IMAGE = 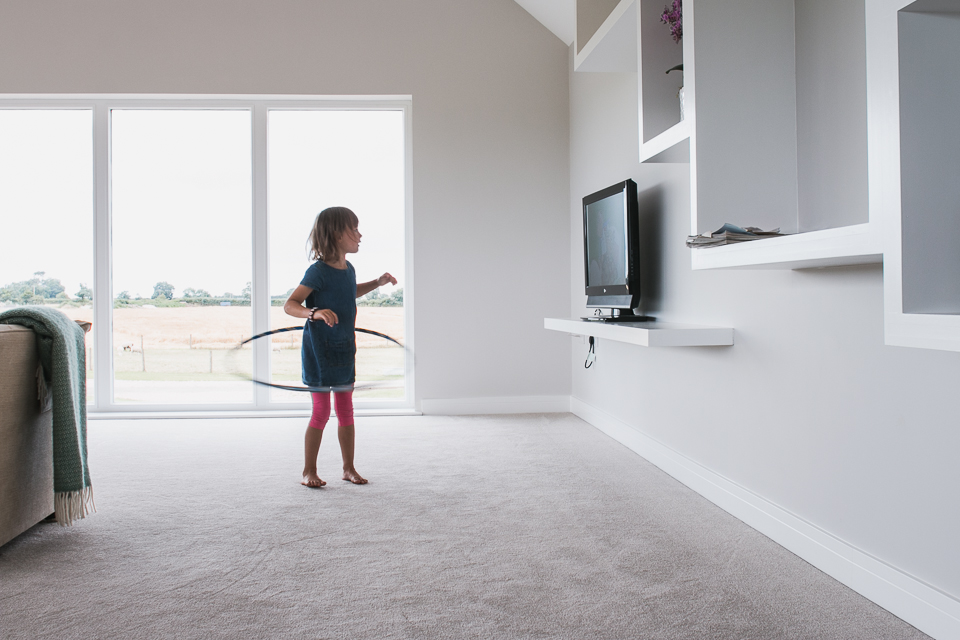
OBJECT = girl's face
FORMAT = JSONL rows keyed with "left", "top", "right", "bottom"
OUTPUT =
{"left": 338, "top": 225, "right": 361, "bottom": 255}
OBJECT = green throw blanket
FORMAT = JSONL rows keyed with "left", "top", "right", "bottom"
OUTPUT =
{"left": 0, "top": 306, "right": 94, "bottom": 526}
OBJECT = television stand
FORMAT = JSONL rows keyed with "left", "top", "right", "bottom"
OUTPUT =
{"left": 581, "top": 311, "right": 654, "bottom": 323}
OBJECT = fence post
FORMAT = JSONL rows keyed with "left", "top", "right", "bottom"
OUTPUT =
{"left": 140, "top": 335, "right": 145, "bottom": 372}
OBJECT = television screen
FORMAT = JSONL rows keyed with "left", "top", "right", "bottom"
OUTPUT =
{"left": 582, "top": 179, "right": 642, "bottom": 320}
{"left": 585, "top": 193, "right": 628, "bottom": 288}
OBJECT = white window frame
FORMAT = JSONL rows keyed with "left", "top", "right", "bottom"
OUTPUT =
{"left": 0, "top": 95, "right": 415, "bottom": 417}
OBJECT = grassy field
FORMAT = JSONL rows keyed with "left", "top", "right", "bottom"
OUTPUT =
{"left": 58, "top": 305, "right": 403, "bottom": 349}
{"left": 47, "top": 305, "right": 406, "bottom": 400}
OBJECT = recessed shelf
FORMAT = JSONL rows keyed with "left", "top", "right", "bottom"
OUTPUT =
{"left": 685, "top": 0, "right": 875, "bottom": 269}
{"left": 575, "top": 0, "right": 637, "bottom": 72}
{"left": 873, "top": 0, "right": 960, "bottom": 352}
{"left": 638, "top": 0, "right": 686, "bottom": 162}
{"left": 545, "top": 318, "right": 733, "bottom": 347}
{"left": 690, "top": 223, "right": 882, "bottom": 271}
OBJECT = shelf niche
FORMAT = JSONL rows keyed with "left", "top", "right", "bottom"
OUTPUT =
{"left": 638, "top": 0, "right": 689, "bottom": 162}
{"left": 876, "top": 0, "right": 960, "bottom": 352}
{"left": 687, "top": 0, "right": 879, "bottom": 269}
{"left": 898, "top": 3, "right": 960, "bottom": 315}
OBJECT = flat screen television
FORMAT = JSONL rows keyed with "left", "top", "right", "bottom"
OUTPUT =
{"left": 582, "top": 179, "right": 647, "bottom": 322}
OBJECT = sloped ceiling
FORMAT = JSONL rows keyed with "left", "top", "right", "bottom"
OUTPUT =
{"left": 514, "top": 0, "right": 575, "bottom": 46}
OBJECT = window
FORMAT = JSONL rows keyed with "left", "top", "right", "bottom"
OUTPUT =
{"left": 0, "top": 109, "right": 95, "bottom": 402}
{"left": 0, "top": 96, "right": 412, "bottom": 413}
{"left": 268, "top": 109, "right": 406, "bottom": 403}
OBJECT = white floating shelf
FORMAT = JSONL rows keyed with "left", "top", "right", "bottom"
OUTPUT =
{"left": 574, "top": 0, "right": 637, "bottom": 72}
{"left": 545, "top": 317, "right": 733, "bottom": 347}
{"left": 690, "top": 223, "right": 882, "bottom": 271}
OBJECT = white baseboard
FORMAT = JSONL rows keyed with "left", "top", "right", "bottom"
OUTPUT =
{"left": 571, "top": 396, "right": 960, "bottom": 640}
{"left": 420, "top": 395, "right": 571, "bottom": 415}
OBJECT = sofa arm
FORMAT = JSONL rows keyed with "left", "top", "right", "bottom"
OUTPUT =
{"left": 0, "top": 325, "right": 54, "bottom": 547}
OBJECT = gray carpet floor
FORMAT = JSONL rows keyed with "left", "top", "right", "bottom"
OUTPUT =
{"left": 0, "top": 413, "right": 929, "bottom": 639}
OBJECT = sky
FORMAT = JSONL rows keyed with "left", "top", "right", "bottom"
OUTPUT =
{"left": 0, "top": 108, "right": 405, "bottom": 300}
{"left": 0, "top": 110, "right": 94, "bottom": 296}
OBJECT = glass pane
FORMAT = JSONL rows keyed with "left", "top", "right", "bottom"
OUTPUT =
{"left": 268, "top": 110, "right": 406, "bottom": 403}
{"left": 0, "top": 110, "right": 95, "bottom": 404}
{"left": 111, "top": 110, "right": 252, "bottom": 405}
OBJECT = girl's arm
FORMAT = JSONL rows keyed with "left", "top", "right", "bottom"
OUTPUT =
{"left": 284, "top": 284, "right": 338, "bottom": 327}
{"left": 356, "top": 272, "right": 398, "bottom": 298}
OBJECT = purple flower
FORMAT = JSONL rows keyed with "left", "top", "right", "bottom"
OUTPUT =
{"left": 661, "top": 0, "right": 682, "bottom": 43}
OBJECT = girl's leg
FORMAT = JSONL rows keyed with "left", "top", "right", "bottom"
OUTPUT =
{"left": 334, "top": 390, "right": 367, "bottom": 484}
{"left": 303, "top": 392, "right": 331, "bottom": 487}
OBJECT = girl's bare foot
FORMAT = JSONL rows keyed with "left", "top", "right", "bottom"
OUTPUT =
{"left": 342, "top": 468, "right": 368, "bottom": 484}
{"left": 302, "top": 471, "right": 326, "bottom": 488}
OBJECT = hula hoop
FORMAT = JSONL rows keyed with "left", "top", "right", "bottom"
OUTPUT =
{"left": 229, "top": 325, "right": 406, "bottom": 393}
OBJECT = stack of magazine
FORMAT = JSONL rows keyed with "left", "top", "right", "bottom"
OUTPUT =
{"left": 686, "top": 223, "right": 785, "bottom": 248}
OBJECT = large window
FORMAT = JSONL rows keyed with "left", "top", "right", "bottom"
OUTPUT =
{"left": 268, "top": 110, "right": 406, "bottom": 403}
{"left": 111, "top": 110, "right": 253, "bottom": 405}
{"left": 0, "top": 97, "right": 412, "bottom": 413}
{"left": 0, "top": 109, "right": 95, "bottom": 402}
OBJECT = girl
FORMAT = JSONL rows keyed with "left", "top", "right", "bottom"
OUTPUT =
{"left": 284, "top": 206, "right": 397, "bottom": 488}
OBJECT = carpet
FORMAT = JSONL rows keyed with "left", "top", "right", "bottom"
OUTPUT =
{"left": 0, "top": 413, "right": 929, "bottom": 639}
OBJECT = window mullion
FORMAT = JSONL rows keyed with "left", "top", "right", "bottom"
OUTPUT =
{"left": 93, "top": 103, "right": 114, "bottom": 409}
{"left": 252, "top": 104, "right": 271, "bottom": 407}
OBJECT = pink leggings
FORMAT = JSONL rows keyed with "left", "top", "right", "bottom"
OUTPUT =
{"left": 308, "top": 391, "right": 354, "bottom": 430}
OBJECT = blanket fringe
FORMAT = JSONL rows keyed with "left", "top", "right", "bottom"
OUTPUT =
{"left": 54, "top": 487, "right": 96, "bottom": 527}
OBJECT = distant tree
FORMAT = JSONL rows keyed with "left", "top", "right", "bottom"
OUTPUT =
{"left": 0, "top": 281, "right": 30, "bottom": 304}
{"left": 116, "top": 290, "right": 131, "bottom": 301}
{"left": 223, "top": 292, "right": 235, "bottom": 299}
{"left": 0, "top": 275, "right": 66, "bottom": 300}
{"left": 75, "top": 283, "right": 92, "bottom": 301}
{"left": 39, "top": 278, "right": 64, "bottom": 299}
{"left": 152, "top": 281, "right": 175, "bottom": 299}
{"left": 241, "top": 282, "right": 252, "bottom": 300}
{"left": 32, "top": 271, "right": 45, "bottom": 295}
{"left": 55, "top": 291, "right": 71, "bottom": 301}
{"left": 183, "top": 288, "right": 211, "bottom": 298}
{"left": 357, "top": 287, "right": 403, "bottom": 307}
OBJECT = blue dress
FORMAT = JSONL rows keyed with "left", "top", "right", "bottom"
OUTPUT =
{"left": 300, "top": 261, "right": 357, "bottom": 388}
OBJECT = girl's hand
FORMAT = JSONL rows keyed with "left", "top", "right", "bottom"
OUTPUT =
{"left": 311, "top": 309, "right": 338, "bottom": 327}
{"left": 378, "top": 272, "right": 398, "bottom": 287}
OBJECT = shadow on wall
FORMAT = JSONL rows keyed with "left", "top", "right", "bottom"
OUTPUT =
{"left": 638, "top": 184, "right": 665, "bottom": 316}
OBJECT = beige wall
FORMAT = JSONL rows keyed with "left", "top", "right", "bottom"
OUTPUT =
{"left": 0, "top": 0, "right": 572, "bottom": 404}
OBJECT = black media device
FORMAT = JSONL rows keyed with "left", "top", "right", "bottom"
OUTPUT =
{"left": 581, "top": 179, "right": 650, "bottom": 322}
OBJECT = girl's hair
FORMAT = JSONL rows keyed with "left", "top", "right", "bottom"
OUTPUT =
{"left": 308, "top": 207, "right": 359, "bottom": 262}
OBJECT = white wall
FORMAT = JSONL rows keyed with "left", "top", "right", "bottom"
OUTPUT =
{"left": 0, "top": 0, "right": 573, "bottom": 406}
{"left": 570, "top": 67, "right": 960, "bottom": 614}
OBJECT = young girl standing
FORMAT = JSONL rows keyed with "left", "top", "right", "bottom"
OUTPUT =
{"left": 284, "top": 206, "right": 397, "bottom": 488}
